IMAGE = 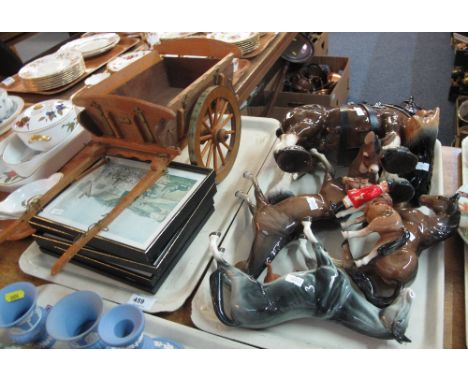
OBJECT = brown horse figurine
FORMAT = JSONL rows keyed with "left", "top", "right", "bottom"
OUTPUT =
{"left": 341, "top": 195, "right": 408, "bottom": 268}
{"left": 342, "top": 194, "right": 460, "bottom": 308}
{"left": 274, "top": 100, "right": 439, "bottom": 199}
{"left": 235, "top": 170, "right": 349, "bottom": 278}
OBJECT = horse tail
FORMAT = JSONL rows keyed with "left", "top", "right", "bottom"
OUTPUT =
{"left": 347, "top": 268, "right": 401, "bottom": 308}
{"left": 377, "top": 230, "right": 410, "bottom": 257}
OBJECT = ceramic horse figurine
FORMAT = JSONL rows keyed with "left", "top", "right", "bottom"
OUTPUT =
{"left": 342, "top": 194, "right": 460, "bottom": 308}
{"left": 341, "top": 195, "right": 409, "bottom": 268}
{"left": 235, "top": 168, "right": 349, "bottom": 278}
{"left": 235, "top": 165, "right": 414, "bottom": 279}
{"left": 208, "top": 221, "right": 415, "bottom": 343}
{"left": 273, "top": 100, "right": 439, "bottom": 199}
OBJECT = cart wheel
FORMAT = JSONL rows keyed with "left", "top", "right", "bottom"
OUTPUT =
{"left": 188, "top": 85, "right": 241, "bottom": 183}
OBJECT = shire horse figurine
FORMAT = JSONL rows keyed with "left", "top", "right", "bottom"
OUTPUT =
{"left": 342, "top": 194, "right": 460, "bottom": 308}
{"left": 209, "top": 221, "right": 414, "bottom": 343}
{"left": 274, "top": 100, "right": 439, "bottom": 199}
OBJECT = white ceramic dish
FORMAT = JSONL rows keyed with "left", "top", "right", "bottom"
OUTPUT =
{"left": 107, "top": 50, "right": 151, "bottom": 72}
{"left": 190, "top": 141, "right": 445, "bottom": 349}
{"left": 0, "top": 284, "right": 253, "bottom": 349}
{"left": 0, "top": 96, "right": 24, "bottom": 136}
{"left": 0, "top": 173, "right": 62, "bottom": 219}
{"left": 18, "top": 116, "right": 280, "bottom": 313}
{"left": 59, "top": 33, "right": 120, "bottom": 59}
{"left": 12, "top": 99, "right": 77, "bottom": 152}
{"left": 0, "top": 125, "right": 91, "bottom": 193}
{"left": 460, "top": 137, "right": 468, "bottom": 347}
{"left": 84, "top": 72, "right": 111, "bottom": 86}
{"left": 3, "top": 122, "right": 78, "bottom": 178}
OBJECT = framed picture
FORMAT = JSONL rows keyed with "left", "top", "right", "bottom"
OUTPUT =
{"left": 36, "top": 156, "right": 215, "bottom": 262}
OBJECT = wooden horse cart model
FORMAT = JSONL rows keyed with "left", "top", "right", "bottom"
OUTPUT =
{"left": 0, "top": 39, "right": 248, "bottom": 275}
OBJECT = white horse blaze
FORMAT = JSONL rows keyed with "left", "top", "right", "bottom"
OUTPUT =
{"left": 274, "top": 133, "right": 299, "bottom": 153}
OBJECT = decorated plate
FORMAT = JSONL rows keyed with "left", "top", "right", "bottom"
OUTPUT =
{"left": 207, "top": 32, "right": 257, "bottom": 43}
{"left": 19, "top": 50, "right": 83, "bottom": 80}
{"left": 59, "top": 33, "right": 120, "bottom": 58}
{"left": 107, "top": 50, "right": 151, "bottom": 72}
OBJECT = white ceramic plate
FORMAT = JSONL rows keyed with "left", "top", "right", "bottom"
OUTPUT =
{"left": 18, "top": 117, "right": 281, "bottom": 313}
{"left": 460, "top": 137, "right": 468, "bottom": 347}
{"left": 0, "top": 284, "right": 252, "bottom": 348}
{"left": 191, "top": 141, "right": 445, "bottom": 348}
{"left": 19, "top": 50, "right": 83, "bottom": 80}
{"left": 0, "top": 173, "right": 63, "bottom": 218}
{"left": 59, "top": 33, "right": 120, "bottom": 59}
{"left": 207, "top": 32, "right": 257, "bottom": 43}
{"left": 107, "top": 50, "right": 151, "bottom": 72}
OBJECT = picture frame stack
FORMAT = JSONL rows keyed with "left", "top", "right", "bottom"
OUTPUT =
{"left": 30, "top": 156, "right": 216, "bottom": 293}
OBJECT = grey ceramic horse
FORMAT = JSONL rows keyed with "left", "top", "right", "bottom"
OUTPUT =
{"left": 209, "top": 220, "right": 414, "bottom": 343}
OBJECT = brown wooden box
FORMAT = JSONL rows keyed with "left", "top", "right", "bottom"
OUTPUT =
{"left": 313, "top": 32, "right": 329, "bottom": 56}
{"left": 247, "top": 56, "right": 350, "bottom": 122}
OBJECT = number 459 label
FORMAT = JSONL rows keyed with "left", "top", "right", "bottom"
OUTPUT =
{"left": 127, "top": 294, "right": 156, "bottom": 310}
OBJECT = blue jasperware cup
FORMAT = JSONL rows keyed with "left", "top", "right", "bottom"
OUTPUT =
{"left": 0, "top": 281, "right": 54, "bottom": 348}
{"left": 98, "top": 304, "right": 184, "bottom": 349}
{"left": 46, "top": 290, "right": 103, "bottom": 349}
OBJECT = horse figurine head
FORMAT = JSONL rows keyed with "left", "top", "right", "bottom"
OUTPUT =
{"left": 274, "top": 105, "right": 328, "bottom": 173}
{"left": 404, "top": 107, "right": 440, "bottom": 146}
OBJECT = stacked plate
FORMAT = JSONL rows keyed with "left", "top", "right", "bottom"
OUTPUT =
{"left": 18, "top": 50, "right": 85, "bottom": 91}
{"left": 59, "top": 33, "right": 120, "bottom": 59}
{"left": 206, "top": 32, "right": 260, "bottom": 55}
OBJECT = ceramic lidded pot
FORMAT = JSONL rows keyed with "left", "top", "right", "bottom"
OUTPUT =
{"left": 12, "top": 99, "right": 77, "bottom": 152}
{"left": 45, "top": 290, "right": 104, "bottom": 349}
{"left": 0, "top": 281, "right": 55, "bottom": 348}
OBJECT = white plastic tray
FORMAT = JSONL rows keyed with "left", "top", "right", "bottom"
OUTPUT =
{"left": 18, "top": 116, "right": 281, "bottom": 313}
{"left": 191, "top": 141, "right": 445, "bottom": 348}
{"left": 0, "top": 284, "right": 253, "bottom": 348}
{"left": 461, "top": 137, "right": 468, "bottom": 347}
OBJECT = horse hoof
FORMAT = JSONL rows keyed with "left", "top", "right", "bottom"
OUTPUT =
{"left": 381, "top": 147, "right": 418, "bottom": 175}
{"left": 274, "top": 145, "right": 312, "bottom": 173}
{"left": 387, "top": 178, "right": 415, "bottom": 204}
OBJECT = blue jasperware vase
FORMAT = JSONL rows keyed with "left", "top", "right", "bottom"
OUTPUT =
{"left": 0, "top": 282, "right": 54, "bottom": 348}
{"left": 98, "top": 304, "right": 184, "bottom": 349}
{"left": 46, "top": 290, "right": 104, "bottom": 349}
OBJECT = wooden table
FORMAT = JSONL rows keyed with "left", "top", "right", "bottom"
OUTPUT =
{"left": 6, "top": 33, "right": 296, "bottom": 106}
